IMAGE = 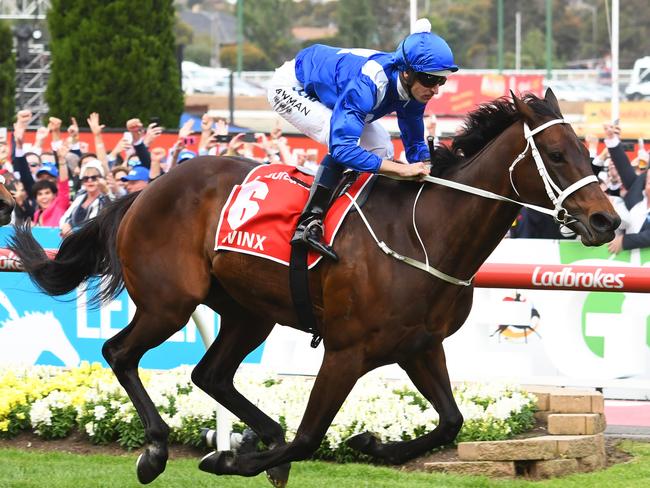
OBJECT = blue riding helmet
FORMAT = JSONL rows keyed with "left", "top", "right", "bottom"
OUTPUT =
{"left": 394, "top": 19, "right": 458, "bottom": 76}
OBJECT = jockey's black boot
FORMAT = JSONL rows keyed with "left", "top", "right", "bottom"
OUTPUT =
{"left": 291, "top": 159, "right": 343, "bottom": 261}
{"left": 291, "top": 183, "right": 338, "bottom": 260}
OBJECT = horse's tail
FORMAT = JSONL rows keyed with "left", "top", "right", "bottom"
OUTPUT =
{"left": 8, "top": 192, "right": 140, "bottom": 305}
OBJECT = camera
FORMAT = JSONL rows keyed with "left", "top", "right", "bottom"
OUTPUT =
{"left": 149, "top": 117, "right": 160, "bottom": 128}
{"left": 214, "top": 134, "right": 232, "bottom": 143}
{"left": 241, "top": 132, "right": 256, "bottom": 143}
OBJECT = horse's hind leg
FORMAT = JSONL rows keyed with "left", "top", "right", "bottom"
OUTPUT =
{"left": 191, "top": 308, "right": 290, "bottom": 486}
{"left": 199, "top": 348, "right": 363, "bottom": 480}
{"left": 347, "top": 341, "right": 463, "bottom": 464}
{"left": 102, "top": 305, "right": 196, "bottom": 484}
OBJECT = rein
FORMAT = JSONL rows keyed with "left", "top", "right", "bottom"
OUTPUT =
{"left": 351, "top": 118, "right": 598, "bottom": 286}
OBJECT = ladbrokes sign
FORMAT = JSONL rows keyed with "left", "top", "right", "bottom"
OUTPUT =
{"left": 532, "top": 266, "right": 625, "bottom": 289}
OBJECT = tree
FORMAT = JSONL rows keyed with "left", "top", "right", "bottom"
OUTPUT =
{"left": 0, "top": 21, "right": 15, "bottom": 126}
{"left": 47, "top": 0, "right": 183, "bottom": 128}
{"left": 220, "top": 43, "right": 273, "bottom": 71}
{"left": 242, "top": 0, "right": 297, "bottom": 66}
{"left": 336, "top": 0, "right": 377, "bottom": 47}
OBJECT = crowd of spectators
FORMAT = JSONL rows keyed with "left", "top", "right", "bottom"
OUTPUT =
{"left": 0, "top": 109, "right": 314, "bottom": 236}
{"left": 0, "top": 109, "right": 647, "bottom": 254}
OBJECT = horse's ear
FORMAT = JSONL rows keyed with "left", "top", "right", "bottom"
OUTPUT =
{"left": 511, "top": 90, "right": 535, "bottom": 122}
{"left": 544, "top": 88, "right": 562, "bottom": 115}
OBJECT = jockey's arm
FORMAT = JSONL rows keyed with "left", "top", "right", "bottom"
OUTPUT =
{"left": 397, "top": 104, "right": 431, "bottom": 163}
{"left": 378, "top": 159, "right": 430, "bottom": 179}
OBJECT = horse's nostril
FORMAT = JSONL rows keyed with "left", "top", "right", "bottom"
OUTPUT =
{"left": 589, "top": 212, "right": 620, "bottom": 233}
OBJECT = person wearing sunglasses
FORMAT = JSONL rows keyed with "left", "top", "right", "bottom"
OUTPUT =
{"left": 268, "top": 18, "right": 457, "bottom": 260}
{"left": 59, "top": 159, "right": 112, "bottom": 237}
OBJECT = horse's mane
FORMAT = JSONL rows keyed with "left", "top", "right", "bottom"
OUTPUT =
{"left": 430, "top": 94, "right": 560, "bottom": 176}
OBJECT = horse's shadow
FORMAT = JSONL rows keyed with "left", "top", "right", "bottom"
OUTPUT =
{"left": 0, "top": 290, "right": 80, "bottom": 367}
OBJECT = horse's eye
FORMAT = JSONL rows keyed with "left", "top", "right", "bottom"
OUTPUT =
{"left": 549, "top": 151, "right": 563, "bottom": 163}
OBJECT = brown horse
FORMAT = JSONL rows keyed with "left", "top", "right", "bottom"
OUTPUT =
{"left": 10, "top": 91, "right": 619, "bottom": 486}
{"left": 0, "top": 175, "right": 15, "bottom": 225}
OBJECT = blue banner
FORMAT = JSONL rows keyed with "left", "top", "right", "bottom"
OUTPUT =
{"left": 0, "top": 227, "right": 264, "bottom": 369}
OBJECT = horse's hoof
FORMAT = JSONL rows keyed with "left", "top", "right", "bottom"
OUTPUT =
{"left": 266, "top": 462, "right": 291, "bottom": 487}
{"left": 136, "top": 448, "right": 167, "bottom": 484}
{"left": 347, "top": 431, "right": 378, "bottom": 455}
{"left": 199, "top": 450, "right": 236, "bottom": 475}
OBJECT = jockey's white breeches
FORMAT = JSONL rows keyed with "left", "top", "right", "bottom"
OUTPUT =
{"left": 267, "top": 60, "right": 394, "bottom": 160}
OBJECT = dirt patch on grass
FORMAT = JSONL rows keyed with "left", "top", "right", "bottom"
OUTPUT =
{"left": 0, "top": 427, "right": 638, "bottom": 472}
{"left": 0, "top": 431, "right": 207, "bottom": 460}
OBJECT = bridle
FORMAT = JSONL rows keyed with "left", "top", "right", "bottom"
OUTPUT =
{"left": 506, "top": 118, "right": 598, "bottom": 225}
{"left": 348, "top": 117, "right": 599, "bottom": 286}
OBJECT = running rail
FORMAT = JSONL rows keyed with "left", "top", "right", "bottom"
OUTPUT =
{"left": 1, "top": 248, "right": 649, "bottom": 293}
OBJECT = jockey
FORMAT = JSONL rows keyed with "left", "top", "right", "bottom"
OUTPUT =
{"left": 268, "top": 18, "right": 458, "bottom": 261}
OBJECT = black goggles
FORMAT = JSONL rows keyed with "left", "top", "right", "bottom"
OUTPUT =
{"left": 414, "top": 72, "right": 447, "bottom": 88}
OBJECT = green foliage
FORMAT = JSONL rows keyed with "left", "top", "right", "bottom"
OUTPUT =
{"left": 34, "top": 406, "right": 77, "bottom": 440}
{"left": 184, "top": 44, "right": 211, "bottom": 66}
{"left": 77, "top": 400, "right": 120, "bottom": 445}
{"left": 115, "top": 414, "right": 145, "bottom": 450}
{"left": 0, "top": 21, "right": 15, "bottom": 126}
{"left": 219, "top": 43, "right": 273, "bottom": 71}
{"left": 336, "top": 0, "right": 377, "bottom": 47}
{"left": 46, "top": 0, "right": 183, "bottom": 128}
{"left": 0, "top": 403, "right": 30, "bottom": 439}
{"left": 242, "top": 0, "right": 298, "bottom": 65}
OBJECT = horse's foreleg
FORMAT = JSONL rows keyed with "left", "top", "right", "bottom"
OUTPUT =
{"left": 102, "top": 308, "right": 192, "bottom": 484}
{"left": 199, "top": 348, "right": 363, "bottom": 482}
{"left": 191, "top": 311, "right": 290, "bottom": 486}
{"left": 347, "top": 341, "right": 463, "bottom": 464}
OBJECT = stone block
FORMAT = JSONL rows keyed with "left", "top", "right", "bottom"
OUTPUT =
{"left": 548, "top": 390, "right": 604, "bottom": 414}
{"left": 423, "top": 460, "right": 515, "bottom": 477}
{"left": 527, "top": 391, "right": 550, "bottom": 411}
{"left": 591, "top": 394, "right": 605, "bottom": 414}
{"left": 458, "top": 437, "right": 557, "bottom": 461}
{"left": 577, "top": 452, "right": 606, "bottom": 472}
{"left": 534, "top": 411, "right": 550, "bottom": 423}
{"left": 548, "top": 414, "right": 606, "bottom": 435}
{"left": 555, "top": 433, "right": 604, "bottom": 458}
{"left": 549, "top": 394, "right": 592, "bottom": 414}
{"left": 529, "top": 458, "right": 580, "bottom": 478}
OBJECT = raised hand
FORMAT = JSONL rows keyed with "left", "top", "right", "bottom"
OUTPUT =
{"left": 35, "top": 126, "right": 50, "bottom": 144}
{"left": 126, "top": 118, "right": 144, "bottom": 141}
{"left": 144, "top": 123, "right": 163, "bottom": 146}
{"left": 178, "top": 118, "right": 194, "bottom": 139}
{"left": 67, "top": 117, "right": 80, "bottom": 142}
{"left": 16, "top": 110, "right": 32, "bottom": 128}
{"left": 201, "top": 113, "right": 213, "bottom": 133}
{"left": 87, "top": 112, "right": 105, "bottom": 135}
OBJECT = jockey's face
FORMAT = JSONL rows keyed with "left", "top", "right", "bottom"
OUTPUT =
{"left": 403, "top": 71, "right": 442, "bottom": 104}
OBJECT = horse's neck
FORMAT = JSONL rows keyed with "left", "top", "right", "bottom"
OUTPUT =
{"left": 419, "top": 123, "right": 527, "bottom": 279}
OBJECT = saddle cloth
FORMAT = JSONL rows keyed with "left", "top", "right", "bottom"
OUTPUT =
{"left": 215, "top": 164, "right": 372, "bottom": 268}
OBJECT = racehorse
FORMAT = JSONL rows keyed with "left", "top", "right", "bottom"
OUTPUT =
{"left": 9, "top": 90, "right": 619, "bottom": 486}
{"left": 0, "top": 174, "right": 15, "bottom": 226}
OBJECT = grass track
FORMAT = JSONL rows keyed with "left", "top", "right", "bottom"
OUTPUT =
{"left": 0, "top": 442, "right": 649, "bottom": 487}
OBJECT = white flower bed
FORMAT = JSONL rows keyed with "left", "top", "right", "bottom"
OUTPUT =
{"left": 0, "top": 363, "right": 537, "bottom": 461}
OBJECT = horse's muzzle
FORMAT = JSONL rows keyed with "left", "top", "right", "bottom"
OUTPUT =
{"left": 574, "top": 210, "right": 620, "bottom": 246}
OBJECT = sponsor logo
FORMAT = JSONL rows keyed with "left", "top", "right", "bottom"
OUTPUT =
{"left": 0, "top": 252, "right": 23, "bottom": 271}
{"left": 221, "top": 230, "right": 267, "bottom": 251}
{"left": 254, "top": 171, "right": 299, "bottom": 185}
{"left": 273, "top": 89, "right": 311, "bottom": 116}
{"left": 531, "top": 266, "right": 625, "bottom": 289}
